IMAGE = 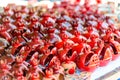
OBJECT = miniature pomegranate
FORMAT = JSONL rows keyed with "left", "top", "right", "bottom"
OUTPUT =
{"left": 58, "top": 41, "right": 77, "bottom": 62}
{"left": 11, "top": 39, "right": 24, "bottom": 55}
{"left": 28, "top": 58, "right": 43, "bottom": 80}
{"left": 0, "top": 24, "right": 12, "bottom": 42}
{"left": 0, "top": 38, "right": 9, "bottom": 55}
{"left": 72, "top": 38, "right": 86, "bottom": 54}
{"left": 76, "top": 46, "right": 100, "bottom": 72}
{"left": 108, "top": 36, "right": 120, "bottom": 60}
{"left": 30, "top": 72, "right": 41, "bottom": 80}
{"left": 14, "top": 70, "right": 27, "bottom": 80}
{"left": 0, "top": 60, "right": 12, "bottom": 79}
{"left": 99, "top": 44, "right": 113, "bottom": 66}
{"left": 42, "top": 68, "right": 56, "bottom": 80}
{"left": 11, "top": 55, "right": 28, "bottom": 75}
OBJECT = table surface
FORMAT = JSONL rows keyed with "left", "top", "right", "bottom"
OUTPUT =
{"left": 91, "top": 56, "right": 120, "bottom": 80}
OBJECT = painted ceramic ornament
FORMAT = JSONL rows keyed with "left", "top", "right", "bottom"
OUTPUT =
{"left": 76, "top": 46, "right": 100, "bottom": 72}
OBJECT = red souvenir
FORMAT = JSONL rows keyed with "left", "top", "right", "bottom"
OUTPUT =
{"left": 72, "top": 38, "right": 86, "bottom": 55}
{"left": 31, "top": 72, "right": 41, "bottom": 80}
{"left": 40, "top": 54, "right": 54, "bottom": 66}
{"left": 55, "top": 26, "right": 68, "bottom": 49}
{"left": 11, "top": 38, "right": 24, "bottom": 55}
{"left": 0, "top": 24, "right": 12, "bottom": 42}
{"left": 77, "top": 46, "right": 100, "bottom": 72}
{"left": 96, "top": 0, "right": 101, "bottom": 4}
{"left": 99, "top": 44, "right": 113, "bottom": 66}
{"left": 94, "top": 40, "right": 113, "bottom": 66}
{"left": 14, "top": 70, "right": 27, "bottom": 80}
{"left": 58, "top": 41, "right": 77, "bottom": 62}
{"left": 88, "top": 34, "right": 99, "bottom": 48}
{"left": 29, "top": 16, "right": 39, "bottom": 32}
{"left": 42, "top": 68, "right": 55, "bottom": 80}
{"left": 83, "top": 27, "right": 98, "bottom": 39}
{"left": 11, "top": 55, "right": 28, "bottom": 77}
{"left": 0, "top": 60, "right": 12, "bottom": 79}
{"left": 3, "top": 6, "right": 12, "bottom": 16}
{"left": 108, "top": 36, "right": 120, "bottom": 60}
{"left": 71, "top": 21, "right": 87, "bottom": 44}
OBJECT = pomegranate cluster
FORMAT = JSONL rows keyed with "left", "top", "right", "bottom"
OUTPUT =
{"left": 0, "top": 1, "right": 120, "bottom": 80}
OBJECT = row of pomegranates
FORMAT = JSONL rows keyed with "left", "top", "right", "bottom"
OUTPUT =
{"left": 0, "top": 1, "right": 120, "bottom": 80}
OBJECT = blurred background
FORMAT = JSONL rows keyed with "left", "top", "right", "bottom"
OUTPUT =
{"left": 0, "top": 0, "right": 119, "bottom": 7}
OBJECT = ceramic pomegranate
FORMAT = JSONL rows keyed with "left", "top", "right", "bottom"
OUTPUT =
{"left": 28, "top": 58, "right": 43, "bottom": 80}
{"left": 76, "top": 46, "right": 100, "bottom": 72}
{"left": 108, "top": 36, "right": 120, "bottom": 60}
{"left": 0, "top": 60, "right": 12, "bottom": 79}
{"left": 0, "top": 24, "right": 12, "bottom": 42}
{"left": 14, "top": 70, "right": 27, "bottom": 80}
{"left": 30, "top": 72, "right": 41, "bottom": 80}
{"left": 11, "top": 37, "right": 25, "bottom": 55}
{"left": 11, "top": 55, "right": 28, "bottom": 72}
{"left": 58, "top": 41, "right": 77, "bottom": 62}
{"left": 72, "top": 38, "right": 86, "bottom": 55}
{"left": 99, "top": 44, "right": 113, "bottom": 66}
{"left": 0, "top": 38, "right": 9, "bottom": 55}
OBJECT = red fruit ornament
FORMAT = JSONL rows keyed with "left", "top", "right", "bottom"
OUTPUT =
{"left": 14, "top": 70, "right": 27, "bottom": 80}
{"left": 72, "top": 38, "right": 86, "bottom": 55}
{"left": 31, "top": 72, "right": 41, "bottom": 80}
{"left": 3, "top": 6, "right": 12, "bottom": 16}
{"left": 94, "top": 39, "right": 113, "bottom": 66}
{"left": 77, "top": 46, "right": 100, "bottom": 72}
{"left": 11, "top": 55, "right": 28, "bottom": 78}
{"left": 40, "top": 13, "right": 51, "bottom": 25}
{"left": 83, "top": 26, "right": 98, "bottom": 39}
{"left": 108, "top": 36, "right": 120, "bottom": 60}
{"left": 48, "top": 56, "right": 64, "bottom": 74}
{"left": 47, "top": 28, "right": 60, "bottom": 45}
{"left": 11, "top": 38, "right": 23, "bottom": 55}
{"left": 71, "top": 21, "right": 87, "bottom": 44}
{"left": 55, "top": 26, "right": 68, "bottom": 49}
{"left": 88, "top": 34, "right": 99, "bottom": 48}
{"left": 56, "top": 17, "right": 66, "bottom": 24}
{"left": 16, "top": 21, "right": 25, "bottom": 31}
{"left": 29, "top": 8, "right": 35, "bottom": 16}
{"left": 4, "top": 6, "right": 10, "bottom": 12}
{"left": 28, "top": 57, "right": 43, "bottom": 80}
{"left": 96, "top": 0, "right": 101, "bottom": 4}
{"left": 2, "top": 16, "right": 11, "bottom": 30}
{"left": 15, "top": 12, "right": 22, "bottom": 20}
{"left": 58, "top": 41, "right": 77, "bottom": 62}
{"left": 45, "top": 68, "right": 53, "bottom": 78}
{"left": 0, "top": 59, "right": 12, "bottom": 79}
{"left": 0, "top": 24, "right": 12, "bottom": 42}
{"left": 102, "top": 29, "right": 113, "bottom": 42}
{"left": 99, "top": 44, "right": 113, "bottom": 66}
